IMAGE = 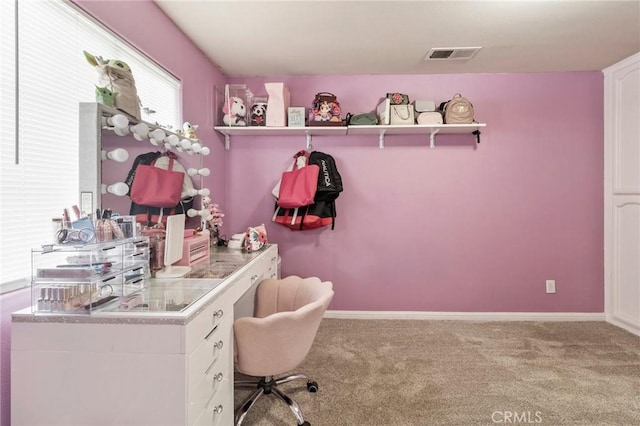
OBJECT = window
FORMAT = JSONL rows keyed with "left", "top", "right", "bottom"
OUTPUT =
{"left": 0, "top": 0, "right": 181, "bottom": 292}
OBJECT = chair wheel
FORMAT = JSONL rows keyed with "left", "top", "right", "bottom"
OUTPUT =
{"left": 299, "top": 422, "right": 310, "bottom": 426}
{"left": 307, "top": 381, "right": 318, "bottom": 392}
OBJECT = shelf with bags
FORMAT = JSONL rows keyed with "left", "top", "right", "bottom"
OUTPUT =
{"left": 213, "top": 123, "right": 486, "bottom": 150}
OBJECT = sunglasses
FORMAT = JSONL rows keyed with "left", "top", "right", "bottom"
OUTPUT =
{"left": 56, "top": 228, "right": 96, "bottom": 244}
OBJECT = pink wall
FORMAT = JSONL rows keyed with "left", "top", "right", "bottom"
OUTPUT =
{"left": 227, "top": 73, "right": 604, "bottom": 313}
{"left": 0, "top": 1, "right": 605, "bottom": 424}
{"left": 0, "top": 2, "right": 226, "bottom": 424}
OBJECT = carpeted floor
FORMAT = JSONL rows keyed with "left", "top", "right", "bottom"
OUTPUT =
{"left": 234, "top": 319, "right": 640, "bottom": 425}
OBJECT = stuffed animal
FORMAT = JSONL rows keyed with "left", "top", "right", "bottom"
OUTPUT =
{"left": 250, "top": 102, "right": 267, "bottom": 126}
{"left": 84, "top": 50, "right": 141, "bottom": 120}
{"left": 183, "top": 121, "right": 199, "bottom": 140}
{"left": 222, "top": 96, "right": 247, "bottom": 126}
{"left": 95, "top": 86, "right": 116, "bottom": 108}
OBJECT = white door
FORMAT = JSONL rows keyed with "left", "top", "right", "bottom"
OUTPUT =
{"left": 604, "top": 53, "right": 640, "bottom": 336}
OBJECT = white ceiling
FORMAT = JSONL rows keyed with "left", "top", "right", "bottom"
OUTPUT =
{"left": 155, "top": 0, "right": 640, "bottom": 77}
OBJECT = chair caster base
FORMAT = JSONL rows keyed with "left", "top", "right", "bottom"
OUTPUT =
{"left": 306, "top": 381, "right": 318, "bottom": 393}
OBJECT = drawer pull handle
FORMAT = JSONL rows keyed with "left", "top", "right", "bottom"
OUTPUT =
{"left": 214, "top": 340, "right": 223, "bottom": 350}
{"left": 214, "top": 372, "right": 223, "bottom": 382}
{"left": 213, "top": 309, "right": 224, "bottom": 319}
{"left": 212, "top": 404, "right": 223, "bottom": 415}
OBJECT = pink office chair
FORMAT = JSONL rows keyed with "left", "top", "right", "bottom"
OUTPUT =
{"left": 233, "top": 276, "right": 334, "bottom": 426}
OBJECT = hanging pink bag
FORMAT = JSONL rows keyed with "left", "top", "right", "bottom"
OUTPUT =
{"left": 276, "top": 151, "right": 319, "bottom": 209}
{"left": 130, "top": 156, "right": 184, "bottom": 208}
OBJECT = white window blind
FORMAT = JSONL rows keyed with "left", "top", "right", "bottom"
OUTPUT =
{"left": 0, "top": 0, "right": 181, "bottom": 291}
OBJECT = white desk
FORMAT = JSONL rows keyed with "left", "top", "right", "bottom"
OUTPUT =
{"left": 11, "top": 244, "right": 278, "bottom": 426}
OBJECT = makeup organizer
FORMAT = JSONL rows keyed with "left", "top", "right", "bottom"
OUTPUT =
{"left": 31, "top": 236, "right": 150, "bottom": 314}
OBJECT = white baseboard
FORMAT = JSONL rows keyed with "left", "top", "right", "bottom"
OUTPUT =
{"left": 606, "top": 315, "right": 640, "bottom": 336}
{"left": 325, "top": 310, "right": 606, "bottom": 322}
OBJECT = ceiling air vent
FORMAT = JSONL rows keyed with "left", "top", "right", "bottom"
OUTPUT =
{"left": 425, "top": 47, "right": 482, "bottom": 61}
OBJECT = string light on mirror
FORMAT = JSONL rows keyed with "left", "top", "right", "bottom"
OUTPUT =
{"left": 103, "top": 114, "right": 129, "bottom": 129}
{"left": 187, "top": 208, "right": 212, "bottom": 220}
{"left": 101, "top": 148, "right": 129, "bottom": 162}
{"left": 102, "top": 113, "right": 208, "bottom": 154}
{"left": 130, "top": 122, "right": 150, "bottom": 140}
{"left": 179, "top": 139, "right": 192, "bottom": 151}
{"left": 186, "top": 188, "right": 210, "bottom": 197}
{"left": 101, "top": 182, "right": 129, "bottom": 196}
{"left": 164, "top": 134, "right": 180, "bottom": 149}
{"left": 103, "top": 114, "right": 130, "bottom": 136}
{"left": 189, "top": 142, "right": 202, "bottom": 154}
{"left": 187, "top": 167, "right": 210, "bottom": 177}
{"left": 148, "top": 128, "right": 166, "bottom": 146}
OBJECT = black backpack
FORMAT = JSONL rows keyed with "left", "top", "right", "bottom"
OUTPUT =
{"left": 309, "top": 151, "right": 343, "bottom": 202}
{"left": 273, "top": 151, "right": 343, "bottom": 230}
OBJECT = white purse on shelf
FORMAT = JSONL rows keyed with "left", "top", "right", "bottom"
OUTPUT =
{"left": 416, "top": 111, "right": 443, "bottom": 125}
{"left": 389, "top": 104, "right": 415, "bottom": 125}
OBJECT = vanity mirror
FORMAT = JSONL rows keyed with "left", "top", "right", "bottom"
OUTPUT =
{"left": 78, "top": 102, "right": 209, "bottom": 227}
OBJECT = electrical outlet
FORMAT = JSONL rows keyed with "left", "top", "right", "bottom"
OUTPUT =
{"left": 546, "top": 280, "right": 556, "bottom": 294}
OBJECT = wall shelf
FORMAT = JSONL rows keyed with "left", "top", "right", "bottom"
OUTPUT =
{"left": 347, "top": 123, "right": 486, "bottom": 148}
{"left": 214, "top": 126, "right": 347, "bottom": 150}
{"left": 214, "top": 123, "right": 486, "bottom": 149}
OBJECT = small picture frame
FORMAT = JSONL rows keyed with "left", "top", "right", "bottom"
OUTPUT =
{"left": 288, "top": 107, "right": 306, "bottom": 127}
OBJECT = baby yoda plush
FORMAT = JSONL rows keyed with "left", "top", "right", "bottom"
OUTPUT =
{"left": 84, "top": 50, "right": 141, "bottom": 120}
{"left": 95, "top": 86, "right": 116, "bottom": 108}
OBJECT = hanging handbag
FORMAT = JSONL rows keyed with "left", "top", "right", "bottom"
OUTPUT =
{"left": 276, "top": 152, "right": 320, "bottom": 209}
{"left": 130, "top": 156, "right": 184, "bottom": 208}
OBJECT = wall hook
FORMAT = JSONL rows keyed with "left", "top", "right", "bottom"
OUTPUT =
{"left": 306, "top": 132, "right": 313, "bottom": 151}
{"left": 473, "top": 130, "right": 481, "bottom": 144}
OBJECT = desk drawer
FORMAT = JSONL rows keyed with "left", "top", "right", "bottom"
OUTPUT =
{"left": 188, "top": 344, "right": 231, "bottom": 423}
{"left": 185, "top": 289, "right": 232, "bottom": 353}
{"left": 190, "top": 373, "right": 232, "bottom": 426}
{"left": 187, "top": 315, "right": 230, "bottom": 395}
{"left": 252, "top": 248, "right": 278, "bottom": 281}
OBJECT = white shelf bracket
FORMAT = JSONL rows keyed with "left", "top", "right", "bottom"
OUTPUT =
{"left": 224, "top": 134, "right": 230, "bottom": 151}
{"left": 429, "top": 129, "right": 440, "bottom": 149}
{"left": 379, "top": 130, "right": 386, "bottom": 149}
{"left": 305, "top": 133, "right": 313, "bottom": 151}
